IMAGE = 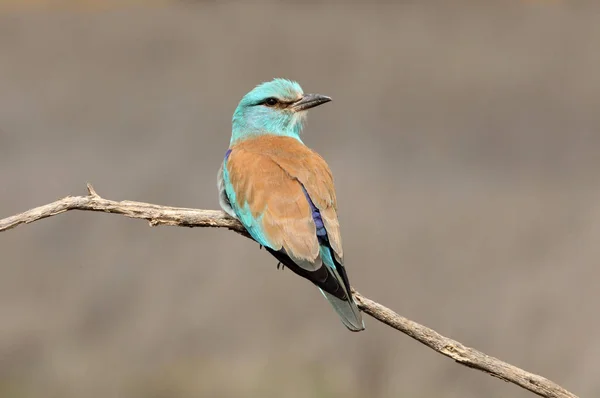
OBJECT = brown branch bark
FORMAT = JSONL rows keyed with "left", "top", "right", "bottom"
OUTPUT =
{"left": 0, "top": 184, "right": 578, "bottom": 398}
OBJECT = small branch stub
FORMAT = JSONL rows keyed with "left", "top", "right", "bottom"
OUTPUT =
{"left": 86, "top": 183, "right": 99, "bottom": 197}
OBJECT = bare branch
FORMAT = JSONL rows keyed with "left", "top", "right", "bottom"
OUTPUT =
{"left": 0, "top": 184, "right": 249, "bottom": 237}
{"left": 0, "top": 185, "right": 578, "bottom": 398}
{"left": 352, "top": 292, "right": 577, "bottom": 398}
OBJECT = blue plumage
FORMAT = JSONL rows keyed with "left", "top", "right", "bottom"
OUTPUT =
{"left": 301, "top": 185, "right": 328, "bottom": 243}
{"left": 231, "top": 79, "right": 306, "bottom": 144}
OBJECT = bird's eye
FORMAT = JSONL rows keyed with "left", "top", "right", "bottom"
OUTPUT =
{"left": 264, "top": 97, "right": 278, "bottom": 106}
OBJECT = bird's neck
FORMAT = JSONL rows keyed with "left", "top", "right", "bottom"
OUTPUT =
{"left": 230, "top": 129, "right": 303, "bottom": 146}
{"left": 230, "top": 121, "right": 304, "bottom": 146}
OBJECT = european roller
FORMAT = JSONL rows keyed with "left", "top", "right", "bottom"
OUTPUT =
{"left": 218, "top": 78, "right": 364, "bottom": 332}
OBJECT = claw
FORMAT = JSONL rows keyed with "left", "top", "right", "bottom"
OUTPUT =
{"left": 277, "top": 262, "right": 285, "bottom": 270}
{"left": 259, "top": 245, "right": 263, "bottom": 250}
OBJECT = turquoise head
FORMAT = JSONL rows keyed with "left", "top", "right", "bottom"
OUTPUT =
{"left": 231, "top": 78, "right": 331, "bottom": 145}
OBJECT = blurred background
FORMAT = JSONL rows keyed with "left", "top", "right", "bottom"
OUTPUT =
{"left": 1, "top": 1, "right": 599, "bottom": 397}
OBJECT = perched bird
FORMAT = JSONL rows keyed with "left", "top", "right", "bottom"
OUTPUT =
{"left": 218, "top": 78, "right": 364, "bottom": 331}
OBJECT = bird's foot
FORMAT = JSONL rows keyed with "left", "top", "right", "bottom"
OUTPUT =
{"left": 276, "top": 262, "right": 285, "bottom": 270}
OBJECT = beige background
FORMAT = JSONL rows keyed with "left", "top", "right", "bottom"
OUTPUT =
{"left": 1, "top": 1, "right": 599, "bottom": 397}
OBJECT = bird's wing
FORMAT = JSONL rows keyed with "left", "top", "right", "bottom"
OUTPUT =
{"left": 263, "top": 137, "right": 344, "bottom": 261}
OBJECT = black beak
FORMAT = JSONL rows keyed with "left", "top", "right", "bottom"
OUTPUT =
{"left": 291, "top": 93, "right": 332, "bottom": 112}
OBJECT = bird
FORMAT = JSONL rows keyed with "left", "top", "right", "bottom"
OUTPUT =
{"left": 217, "top": 78, "right": 364, "bottom": 332}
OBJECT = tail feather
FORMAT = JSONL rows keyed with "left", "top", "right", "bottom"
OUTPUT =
{"left": 320, "top": 289, "right": 365, "bottom": 332}
{"left": 265, "top": 246, "right": 365, "bottom": 332}
{"left": 320, "top": 245, "right": 365, "bottom": 331}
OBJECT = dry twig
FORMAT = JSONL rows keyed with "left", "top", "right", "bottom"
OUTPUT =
{"left": 0, "top": 184, "right": 578, "bottom": 398}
